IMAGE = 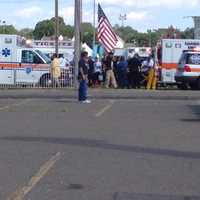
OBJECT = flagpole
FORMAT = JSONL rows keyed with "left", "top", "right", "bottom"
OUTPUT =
{"left": 55, "top": 0, "right": 59, "bottom": 56}
{"left": 92, "top": 0, "right": 96, "bottom": 58}
{"left": 74, "top": 0, "right": 81, "bottom": 89}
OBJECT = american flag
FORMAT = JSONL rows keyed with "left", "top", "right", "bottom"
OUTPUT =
{"left": 98, "top": 4, "right": 118, "bottom": 52}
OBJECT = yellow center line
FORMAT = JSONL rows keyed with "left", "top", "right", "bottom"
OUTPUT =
{"left": 95, "top": 100, "right": 115, "bottom": 117}
{"left": 7, "top": 152, "right": 61, "bottom": 200}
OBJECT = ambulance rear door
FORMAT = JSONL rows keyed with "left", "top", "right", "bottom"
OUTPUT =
{"left": 161, "top": 39, "right": 185, "bottom": 83}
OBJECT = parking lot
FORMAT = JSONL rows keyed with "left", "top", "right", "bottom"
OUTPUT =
{"left": 0, "top": 93, "right": 200, "bottom": 200}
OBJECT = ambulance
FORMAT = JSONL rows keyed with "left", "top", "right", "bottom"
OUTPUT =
{"left": 0, "top": 34, "right": 52, "bottom": 86}
{"left": 157, "top": 39, "right": 200, "bottom": 85}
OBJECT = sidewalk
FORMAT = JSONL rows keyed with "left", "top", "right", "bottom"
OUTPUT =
{"left": 0, "top": 88, "right": 199, "bottom": 100}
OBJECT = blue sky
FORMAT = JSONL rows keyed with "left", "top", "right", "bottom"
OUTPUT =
{"left": 0, "top": 0, "right": 199, "bottom": 32}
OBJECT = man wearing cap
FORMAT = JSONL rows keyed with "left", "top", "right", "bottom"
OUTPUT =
{"left": 78, "top": 51, "right": 91, "bottom": 103}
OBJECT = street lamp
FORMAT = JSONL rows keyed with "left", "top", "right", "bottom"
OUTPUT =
{"left": 0, "top": 20, "right": 6, "bottom": 24}
{"left": 0, "top": 20, "right": 6, "bottom": 34}
{"left": 59, "top": 35, "right": 64, "bottom": 41}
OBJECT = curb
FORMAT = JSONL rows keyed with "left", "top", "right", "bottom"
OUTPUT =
{"left": 0, "top": 94, "right": 199, "bottom": 101}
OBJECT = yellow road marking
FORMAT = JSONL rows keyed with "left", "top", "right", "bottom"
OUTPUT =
{"left": 0, "top": 99, "right": 30, "bottom": 111}
{"left": 7, "top": 152, "right": 61, "bottom": 200}
{"left": 95, "top": 100, "right": 115, "bottom": 117}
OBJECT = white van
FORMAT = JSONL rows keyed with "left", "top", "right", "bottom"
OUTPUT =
{"left": 0, "top": 34, "right": 52, "bottom": 86}
{"left": 175, "top": 50, "right": 200, "bottom": 89}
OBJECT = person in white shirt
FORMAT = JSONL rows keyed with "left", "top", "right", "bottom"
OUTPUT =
{"left": 94, "top": 57, "right": 103, "bottom": 86}
{"left": 59, "top": 54, "right": 67, "bottom": 69}
{"left": 142, "top": 57, "right": 154, "bottom": 71}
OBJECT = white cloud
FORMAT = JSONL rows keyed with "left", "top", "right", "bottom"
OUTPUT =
{"left": 97, "top": 0, "right": 200, "bottom": 8}
{"left": 60, "top": 7, "right": 94, "bottom": 24}
{"left": 127, "top": 11, "right": 148, "bottom": 21}
{"left": 15, "top": 6, "right": 42, "bottom": 18}
{"left": 60, "top": 6, "right": 74, "bottom": 21}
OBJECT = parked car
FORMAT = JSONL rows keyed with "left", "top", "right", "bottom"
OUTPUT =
{"left": 175, "top": 49, "right": 200, "bottom": 90}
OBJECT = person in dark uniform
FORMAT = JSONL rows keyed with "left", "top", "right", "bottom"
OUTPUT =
{"left": 88, "top": 56, "right": 95, "bottom": 87}
{"left": 78, "top": 51, "right": 91, "bottom": 103}
{"left": 128, "top": 53, "right": 142, "bottom": 89}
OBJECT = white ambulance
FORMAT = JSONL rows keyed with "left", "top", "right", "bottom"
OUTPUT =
{"left": 0, "top": 34, "right": 51, "bottom": 86}
{"left": 157, "top": 39, "right": 200, "bottom": 84}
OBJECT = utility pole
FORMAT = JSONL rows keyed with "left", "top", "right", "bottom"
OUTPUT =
{"left": 92, "top": 0, "right": 96, "bottom": 57}
{"left": 184, "top": 16, "right": 200, "bottom": 39}
{"left": 119, "top": 14, "right": 127, "bottom": 27}
{"left": 74, "top": 0, "right": 81, "bottom": 88}
{"left": 55, "top": 0, "right": 59, "bottom": 56}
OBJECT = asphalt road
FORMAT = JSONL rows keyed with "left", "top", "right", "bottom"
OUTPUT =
{"left": 0, "top": 95, "right": 200, "bottom": 200}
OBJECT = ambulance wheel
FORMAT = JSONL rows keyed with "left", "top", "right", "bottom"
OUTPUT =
{"left": 40, "top": 74, "right": 52, "bottom": 87}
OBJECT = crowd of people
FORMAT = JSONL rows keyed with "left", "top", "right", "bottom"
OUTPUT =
{"left": 77, "top": 51, "right": 158, "bottom": 103}
{"left": 85, "top": 52, "right": 157, "bottom": 90}
{"left": 50, "top": 51, "right": 158, "bottom": 103}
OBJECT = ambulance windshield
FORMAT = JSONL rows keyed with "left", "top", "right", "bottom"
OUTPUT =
{"left": 35, "top": 50, "right": 51, "bottom": 64}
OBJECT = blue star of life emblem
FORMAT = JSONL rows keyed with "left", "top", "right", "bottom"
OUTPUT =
{"left": 2, "top": 48, "right": 11, "bottom": 57}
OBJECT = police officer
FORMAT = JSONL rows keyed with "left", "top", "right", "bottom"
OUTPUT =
{"left": 128, "top": 53, "right": 141, "bottom": 89}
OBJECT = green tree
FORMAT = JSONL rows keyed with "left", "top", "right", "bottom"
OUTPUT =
{"left": 19, "top": 28, "right": 34, "bottom": 38}
{"left": 33, "top": 17, "right": 74, "bottom": 39}
{"left": 60, "top": 25, "right": 74, "bottom": 38}
{"left": 0, "top": 25, "right": 18, "bottom": 34}
{"left": 81, "top": 22, "right": 94, "bottom": 47}
{"left": 33, "top": 19, "right": 54, "bottom": 39}
{"left": 114, "top": 25, "right": 138, "bottom": 43}
{"left": 181, "top": 28, "right": 194, "bottom": 39}
{"left": 136, "top": 32, "right": 149, "bottom": 46}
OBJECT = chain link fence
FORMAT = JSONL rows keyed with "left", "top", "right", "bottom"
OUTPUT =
{"left": 0, "top": 66, "right": 75, "bottom": 89}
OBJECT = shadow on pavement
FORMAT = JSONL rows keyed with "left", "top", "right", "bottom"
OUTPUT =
{"left": 113, "top": 192, "right": 200, "bottom": 200}
{"left": 1, "top": 136, "right": 200, "bottom": 160}
{"left": 181, "top": 119, "right": 200, "bottom": 122}
{"left": 181, "top": 105, "right": 200, "bottom": 123}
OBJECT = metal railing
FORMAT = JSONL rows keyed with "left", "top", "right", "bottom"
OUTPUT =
{"left": 0, "top": 66, "right": 75, "bottom": 89}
